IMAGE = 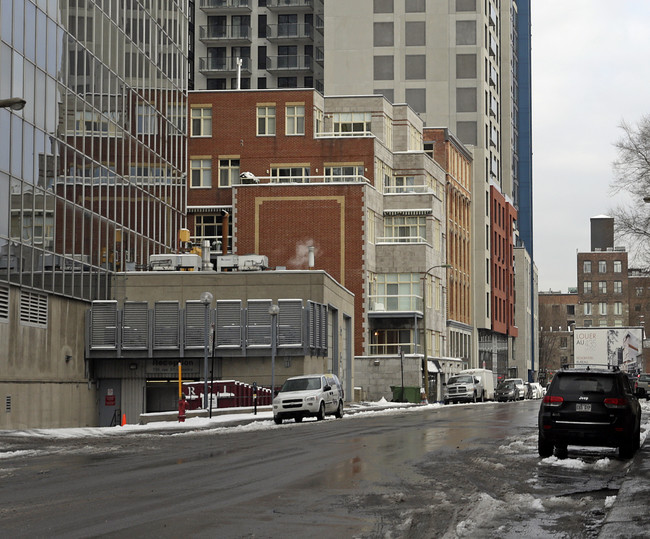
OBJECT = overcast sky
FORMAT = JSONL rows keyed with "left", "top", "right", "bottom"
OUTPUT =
{"left": 531, "top": 1, "right": 650, "bottom": 292}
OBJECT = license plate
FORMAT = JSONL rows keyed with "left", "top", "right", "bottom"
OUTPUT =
{"left": 576, "top": 403, "right": 591, "bottom": 412}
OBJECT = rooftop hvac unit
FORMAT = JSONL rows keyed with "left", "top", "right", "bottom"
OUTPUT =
{"left": 238, "top": 255, "right": 268, "bottom": 271}
{"left": 149, "top": 253, "right": 201, "bottom": 271}
{"left": 216, "top": 255, "right": 239, "bottom": 272}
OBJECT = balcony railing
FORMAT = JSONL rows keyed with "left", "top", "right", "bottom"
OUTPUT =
{"left": 376, "top": 236, "right": 427, "bottom": 244}
{"left": 265, "top": 55, "right": 313, "bottom": 71}
{"left": 369, "top": 294, "right": 423, "bottom": 313}
{"left": 198, "top": 24, "right": 251, "bottom": 42}
{"left": 266, "top": 0, "right": 314, "bottom": 10}
{"left": 198, "top": 0, "right": 251, "bottom": 12}
{"left": 368, "top": 342, "right": 420, "bottom": 355}
{"left": 198, "top": 56, "right": 251, "bottom": 74}
{"left": 265, "top": 23, "right": 313, "bottom": 41}
{"left": 382, "top": 184, "right": 431, "bottom": 194}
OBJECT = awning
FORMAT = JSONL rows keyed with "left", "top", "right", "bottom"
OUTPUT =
{"left": 427, "top": 360, "right": 440, "bottom": 373}
{"left": 383, "top": 208, "right": 432, "bottom": 216}
{"left": 186, "top": 205, "right": 232, "bottom": 213}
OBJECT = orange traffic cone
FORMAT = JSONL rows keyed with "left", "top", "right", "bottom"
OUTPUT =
{"left": 121, "top": 413, "right": 126, "bottom": 426}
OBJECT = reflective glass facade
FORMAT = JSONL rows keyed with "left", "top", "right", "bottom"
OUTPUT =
{"left": 0, "top": 0, "right": 188, "bottom": 301}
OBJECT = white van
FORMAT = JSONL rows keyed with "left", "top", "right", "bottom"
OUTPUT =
{"left": 460, "top": 368, "right": 496, "bottom": 401}
{"left": 273, "top": 374, "right": 344, "bottom": 424}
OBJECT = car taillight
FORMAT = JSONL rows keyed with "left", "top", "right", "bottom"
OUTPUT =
{"left": 543, "top": 395, "right": 563, "bottom": 406}
{"left": 604, "top": 397, "right": 628, "bottom": 409}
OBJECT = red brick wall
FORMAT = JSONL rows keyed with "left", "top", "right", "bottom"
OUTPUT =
{"left": 235, "top": 183, "right": 367, "bottom": 355}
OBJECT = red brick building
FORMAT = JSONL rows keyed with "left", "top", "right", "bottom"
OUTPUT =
{"left": 187, "top": 89, "right": 451, "bottom": 394}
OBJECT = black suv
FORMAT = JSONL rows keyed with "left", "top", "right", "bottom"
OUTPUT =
{"left": 538, "top": 368, "right": 641, "bottom": 459}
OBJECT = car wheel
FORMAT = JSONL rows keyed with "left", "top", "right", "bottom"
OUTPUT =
{"left": 619, "top": 438, "right": 635, "bottom": 459}
{"left": 295, "top": 416, "right": 303, "bottom": 423}
{"left": 334, "top": 400, "right": 343, "bottom": 418}
{"left": 273, "top": 416, "right": 282, "bottom": 425}
{"left": 481, "top": 392, "right": 485, "bottom": 403}
{"left": 317, "top": 402, "right": 326, "bottom": 421}
{"left": 538, "top": 433, "right": 553, "bottom": 458}
{"left": 555, "top": 445, "right": 568, "bottom": 460}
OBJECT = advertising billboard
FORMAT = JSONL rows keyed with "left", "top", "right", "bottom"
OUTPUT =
{"left": 573, "top": 327, "right": 643, "bottom": 373}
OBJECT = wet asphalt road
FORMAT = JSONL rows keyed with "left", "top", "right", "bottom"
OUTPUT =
{"left": 0, "top": 400, "right": 642, "bottom": 538}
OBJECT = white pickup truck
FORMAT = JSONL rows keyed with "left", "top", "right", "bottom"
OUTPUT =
{"left": 443, "top": 373, "right": 485, "bottom": 404}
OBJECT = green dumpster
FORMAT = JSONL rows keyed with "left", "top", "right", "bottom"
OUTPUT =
{"left": 390, "top": 386, "right": 421, "bottom": 403}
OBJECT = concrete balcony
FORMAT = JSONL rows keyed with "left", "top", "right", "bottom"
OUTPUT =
{"left": 198, "top": 24, "right": 251, "bottom": 44}
{"left": 265, "top": 23, "right": 314, "bottom": 43}
{"left": 198, "top": 56, "right": 251, "bottom": 76}
{"left": 265, "top": 54, "right": 313, "bottom": 74}
{"left": 197, "top": 0, "right": 252, "bottom": 15}
{"left": 266, "top": 0, "right": 314, "bottom": 12}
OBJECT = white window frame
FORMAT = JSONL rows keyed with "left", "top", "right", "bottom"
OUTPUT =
{"left": 598, "top": 260, "right": 607, "bottom": 273}
{"left": 614, "top": 280, "right": 622, "bottom": 294}
{"left": 598, "top": 281, "right": 607, "bottom": 294}
{"left": 583, "top": 281, "right": 592, "bottom": 294}
{"left": 614, "top": 260, "right": 622, "bottom": 273}
{"left": 270, "top": 166, "right": 310, "bottom": 183}
{"left": 614, "top": 302, "right": 623, "bottom": 315}
{"left": 382, "top": 215, "right": 426, "bottom": 243}
{"left": 219, "top": 158, "right": 240, "bottom": 187}
{"left": 332, "top": 112, "right": 372, "bottom": 134}
{"left": 584, "top": 302, "right": 592, "bottom": 315}
{"left": 599, "top": 302, "right": 607, "bottom": 315}
{"left": 190, "top": 158, "right": 212, "bottom": 188}
{"left": 583, "top": 260, "right": 591, "bottom": 273}
{"left": 285, "top": 105, "right": 305, "bottom": 135}
{"left": 257, "top": 105, "right": 276, "bottom": 136}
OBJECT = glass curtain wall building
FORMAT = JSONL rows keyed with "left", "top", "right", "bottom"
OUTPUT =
{"left": 0, "top": 0, "right": 188, "bottom": 302}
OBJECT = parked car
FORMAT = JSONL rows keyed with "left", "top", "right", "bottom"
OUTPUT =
{"left": 528, "top": 382, "right": 544, "bottom": 399}
{"left": 443, "top": 374, "right": 484, "bottom": 404}
{"left": 503, "top": 378, "right": 526, "bottom": 400}
{"left": 538, "top": 368, "right": 641, "bottom": 459}
{"left": 634, "top": 373, "right": 650, "bottom": 400}
{"left": 273, "top": 374, "right": 344, "bottom": 424}
{"left": 495, "top": 381, "right": 518, "bottom": 402}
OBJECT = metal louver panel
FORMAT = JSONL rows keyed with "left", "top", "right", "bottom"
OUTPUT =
{"left": 216, "top": 300, "right": 242, "bottom": 348}
{"left": 309, "top": 301, "right": 316, "bottom": 348}
{"left": 0, "top": 285, "right": 9, "bottom": 321}
{"left": 185, "top": 301, "right": 208, "bottom": 349}
{"left": 90, "top": 301, "right": 117, "bottom": 349}
{"left": 320, "top": 303, "right": 328, "bottom": 353}
{"left": 154, "top": 301, "right": 180, "bottom": 349}
{"left": 122, "top": 302, "right": 148, "bottom": 349}
{"left": 20, "top": 290, "right": 48, "bottom": 327}
{"left": 247, "top": 300, "right": 272, "bottom": 347}
{"left": 278, "top": 299, "right": 302, "bottom": 346}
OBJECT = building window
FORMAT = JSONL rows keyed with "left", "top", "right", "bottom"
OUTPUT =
{"left": 614, "top": 319, "right": 623, "bottom": 327}
{"left": 598, "top": 281, "right": 607, "bottom": 294}
{"left": 599, "top": 302, "right": 607, "bottom": 315}
{"left": 560, "top": 337, "right": 567, "bottom": 348}
{"left": 219, "top": 158, "right": 240, "bottom": 187}
{"left": 382, "top": 216, "right": 426, "bottom": 243}
{"left": 583, "top": 260, "right": 591, "bottom": 273}
{"left": 190, "top": 159, "right": 212, "bottom": 188}
{"left": 636, "top": 287, "right": 644, "bottom": 297}
{"left": 136, "top": 103, "right": 158, "bottom": 135}
{"left": 270, "top": 166, "right": 310, "bottom": 183}
{"left": 614, "top": 281, "right": 622, "bottom": 294}
{"left": 614, "top": 302, "right": 622, "bottom": 315}
{"left": 584, "top": 302, "right": 592, "bottom": 315}
{"left": 191, "top": 107, "right": 212, "bottom": 137}
{"left": 285, "top": 105, "right": 305, "bottom": 135}
{"left": 332, "top": 112, "right": 372, "bottom": 134}
{"left": 567, "top": 305, "right": 575, "bottom": 316}
{"left": 614, "top": 260, "right": 622, "bottom": 273}
{"left": 584, "top": 320, "right": 592, "bottom": 327}
{"left": 371, "top": 273, "right": 422, "bottom": 311}
{"left": 583, "top": 281, "right": 592, "bottom": 294}
{"left": 194, "top": 214, "right": 219, "bottom": 245}
{"left": 324, "top": 165, "right": 364, "bottom": 182}
{"left": 599, "top": 260, "right": 607, "bottom": 273}
{"left": 257, "top": 105, "right": 276, "bottom": 136}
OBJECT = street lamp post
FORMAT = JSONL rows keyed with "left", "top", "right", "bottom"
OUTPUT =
{"left": 269, "top": 303, "right": 280, "bottom": 395}
{"left": 421, "top": 264, "right": 452, "bottom": 402}
{"left": 200, "top": 291, "right": 214, "bottom": 410}
{"left": 0, "top": 98, "right": 26, "bottom": 110}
